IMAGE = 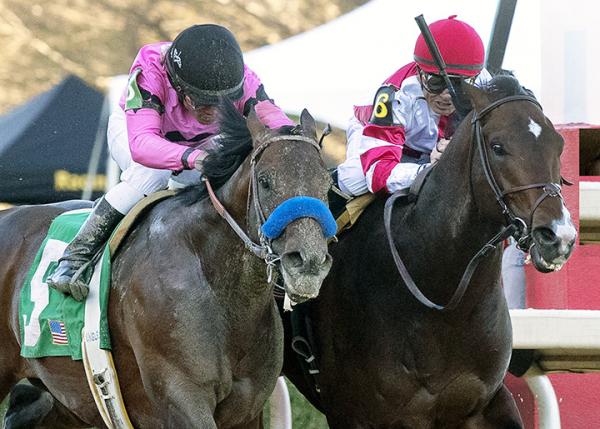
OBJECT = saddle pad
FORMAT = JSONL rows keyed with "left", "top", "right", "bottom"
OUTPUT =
{"left": 19, "top": 190, "right": 177, "bottom": 360}
{"left": 335, "top": 193, "right": 377, "bottom": 235}
{"left": 20, "top": 209, "right": 111, "bottom": 360}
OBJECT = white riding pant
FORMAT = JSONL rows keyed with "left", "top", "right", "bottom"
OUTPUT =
{"left": 105, "top": 108, "right": 202, "bottom": 215}
{"left": 337, "top": 117, "right": 369, "bottom": 196}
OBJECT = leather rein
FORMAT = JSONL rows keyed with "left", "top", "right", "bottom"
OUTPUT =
{"left": 384, "top": 95, "right": 565, "bottom": 311}
{"left": 204, "top": 133, "right": 321, "bottom": 284}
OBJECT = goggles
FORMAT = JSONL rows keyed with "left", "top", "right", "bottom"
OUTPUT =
{"left": 418, "top": 67, "right": 477, "bottom": 95}
{"left": 183, "top": 94, "right": 212, "bottom": 111}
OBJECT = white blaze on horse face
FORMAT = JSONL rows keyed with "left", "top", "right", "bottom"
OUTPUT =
{"left": 552, "top": 205, "right": 577, "bottom": 255}
{"left": 528, "top": 117, "right": 542, "bottom": 140}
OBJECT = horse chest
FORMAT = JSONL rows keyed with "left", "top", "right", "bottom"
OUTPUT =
{"left": 375, "top": 377, "right": 487, "bottom": 429}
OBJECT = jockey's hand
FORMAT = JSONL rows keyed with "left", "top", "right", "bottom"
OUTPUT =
{"left": 193, "top": 150, "right": 209, "bottom": 172}
{"left": 431, "top": 138, "right": 450, "bottom": 165}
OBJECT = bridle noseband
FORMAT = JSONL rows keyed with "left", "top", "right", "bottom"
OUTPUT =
{"left": 472, "top": 95, "right": 564, "bottom": 252}
{"left": 205, "top": 133, "right": 322, "bottom": 284}
{"left": 385, "top": 94, "right": 566, "bottom": 311}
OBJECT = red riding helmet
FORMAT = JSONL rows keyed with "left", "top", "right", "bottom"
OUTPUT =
{"left": 413, "top": 15, "right": 484, "bottom": 77}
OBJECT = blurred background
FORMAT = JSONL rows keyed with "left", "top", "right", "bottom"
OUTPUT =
{"left": 0, "top": 0, "right": 366, "bottom": 113}
{"left": 1, "top": 0, "right": 600, "bottom": 205}
{"left": 1, "top": 1, "right": 600, "bottom": 427}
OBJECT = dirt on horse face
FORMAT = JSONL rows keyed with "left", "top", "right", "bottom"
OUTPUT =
{"left": 246, "top": 111, "right": 333, "bottom": 301}
{"left": 0, "top": 104, "right": 333, "bottom": 428}
{"left": 282, "top": 76, "right": 576, "bottom": 429}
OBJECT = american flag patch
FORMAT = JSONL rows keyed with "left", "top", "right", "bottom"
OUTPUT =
{"left": 48, "top": 320, "right": 68, "bottom": 345}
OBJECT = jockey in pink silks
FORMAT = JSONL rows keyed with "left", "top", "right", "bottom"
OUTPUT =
{"left": 48, "top": 24, "right": 294, "bottom": 300}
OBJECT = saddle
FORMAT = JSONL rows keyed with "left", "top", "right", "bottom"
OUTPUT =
{"left": 330, "top": 166, "right": 433, "bottom": 235}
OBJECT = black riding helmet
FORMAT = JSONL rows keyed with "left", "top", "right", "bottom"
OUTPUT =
{"left": 165, "top": 24, "right": 245, "bottom": 106}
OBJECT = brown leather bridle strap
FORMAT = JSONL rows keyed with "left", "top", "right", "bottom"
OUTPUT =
{"left": 204, "top": 177, "right": 270, "bottom": 259}
{"left": 250, "top": 135, "right": 322, "bottom": 226}
{"left": 204, "top": 133, "right": 321, "bottom": 268}
{"left": 472, "top": 95, "right": 542, "bottom": 121}
{"left": 384, "top": 191, "right": 517, "bottom": 311}
{"left": 472, "top": 95, "right": 564, "bottom": 250}
{"left": 384, "top": 94, "right": 563, "bottom": 311}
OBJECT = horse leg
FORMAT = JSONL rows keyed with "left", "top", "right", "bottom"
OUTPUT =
{"left": 3, "top": 383, "right": 53, "bottom": 429}
{"left": 462, "top": 384, "right": 523, "bottom": 429}
{"left": 0, "top": 373, "right": 18, "bottom": 406}
{"left": 3, "top": 382, "right": 91, "bottom": 429}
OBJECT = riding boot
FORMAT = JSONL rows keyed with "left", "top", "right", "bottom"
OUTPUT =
{"left": 47, "top": 198, "right": 124, "bottom": 301}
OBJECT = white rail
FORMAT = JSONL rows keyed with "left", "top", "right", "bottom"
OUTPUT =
{"left": 270, "top": 310, "right": 600, "bottom": 428}
{"left": 511, "top": 309, "right": 600, "bottom": 429}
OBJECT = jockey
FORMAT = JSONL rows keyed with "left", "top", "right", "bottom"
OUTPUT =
{"left": 47, "top": 24, "right": 293, "bottom": 300}
{"left": 337, "top": 15, "right": 491, "bottom": 196}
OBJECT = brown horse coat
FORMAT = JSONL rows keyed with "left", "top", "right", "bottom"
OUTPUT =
{"left": 283, "top": 77, "right": 576, "bottom": 429}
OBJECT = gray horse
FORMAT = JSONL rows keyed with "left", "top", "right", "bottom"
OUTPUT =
{"left": 1, "top": 104, "right": 333, "bottom": 428}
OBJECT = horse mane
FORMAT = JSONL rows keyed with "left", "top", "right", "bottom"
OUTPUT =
{"left": 176, "top": 99, "right": 296, "bottom": 206}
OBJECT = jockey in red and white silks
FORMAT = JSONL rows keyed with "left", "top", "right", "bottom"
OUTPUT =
{"left": 337, "top": 16, "right": 491, "bottom": 196}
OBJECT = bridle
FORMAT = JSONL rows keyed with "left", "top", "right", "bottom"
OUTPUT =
{"left": 385, "top": 94, "right": 566, "bottom": 311}
{"left": 204, "top": 132, "right": 322, "bottom": 284}
{"left": 472, "top": 94, "right": 564, "bottom": 252}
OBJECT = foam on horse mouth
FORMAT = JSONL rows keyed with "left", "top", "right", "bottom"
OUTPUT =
{"left": 529, "top": 244, "right": 565, "bottom": 273}
{"left": 281, "top": 272, "right": 322, "bottom": 303}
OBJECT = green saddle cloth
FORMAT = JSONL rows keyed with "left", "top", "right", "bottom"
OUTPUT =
{"left": 19, "top": 208, "right": 111, "bottom": 360}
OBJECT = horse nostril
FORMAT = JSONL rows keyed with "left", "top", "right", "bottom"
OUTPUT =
{"left": 532, "top": 227, "right": 558, "bottom": 246}
{"left": 282, "top": 251, "right": 304, "bottom": 269}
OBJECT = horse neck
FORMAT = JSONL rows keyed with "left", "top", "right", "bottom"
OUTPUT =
{"left": 391, "top": 124, "right": 506, "bottom": 309}
{"left": 193, "top": 159, "right": 276, "bottom": 325}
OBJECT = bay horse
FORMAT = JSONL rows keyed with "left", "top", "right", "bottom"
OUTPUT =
{"left": 282, "top": 76, "right": 577, "bottom": 428}
{"left": 0, "top": 103, "right": 334, "bottom": 428}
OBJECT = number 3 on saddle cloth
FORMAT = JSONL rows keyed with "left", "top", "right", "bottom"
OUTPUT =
{"left": 19, "top": 191, "right": 174, "bottom": 429}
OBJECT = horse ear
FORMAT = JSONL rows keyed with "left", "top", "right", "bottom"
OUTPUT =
{"left": 462, "top": 83, "right": 491, "bottom": 114}
{"left": 246, "top": 108, "right": 268, "bottom": 145}
{"left": 300, "top": 109, "right": 317, "bottom": 140}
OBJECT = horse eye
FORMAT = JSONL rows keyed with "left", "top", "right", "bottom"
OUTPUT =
{"left": 492, "top": 144, "right": 505, "bottom": 155}
{"left": 258, "top": 174, "right": 271, "bottom": 190}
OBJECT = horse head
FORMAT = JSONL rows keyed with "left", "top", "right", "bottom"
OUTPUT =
{"left": 464, "top": 76, "right": 577, "bottom": 273}
{"left": 242, "top": 108, "right": 334, "bottom": 302}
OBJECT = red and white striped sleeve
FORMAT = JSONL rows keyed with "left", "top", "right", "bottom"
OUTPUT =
{"left": 356, "top": 85, "right": 426, "bottom": 194}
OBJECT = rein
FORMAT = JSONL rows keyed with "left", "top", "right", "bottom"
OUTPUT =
{"left": 385, "top": 94, "right": 564, "bottom": 311}
{"left": 204, "top": 133, "right": 322, "bottom": 284}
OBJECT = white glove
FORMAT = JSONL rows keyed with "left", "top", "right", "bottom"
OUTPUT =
{"left": 193, "top": 150, "right": 209, "bottom": 172}
{"left": 431, "top": 138, "right": 450, "bottom": 165}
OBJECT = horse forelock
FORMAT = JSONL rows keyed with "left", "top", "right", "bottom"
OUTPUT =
{"left": 482, "top": 74, "right": 535, "bottom": 102}
{"left": 176, "top": 102, "right": 314, "bottom": 207}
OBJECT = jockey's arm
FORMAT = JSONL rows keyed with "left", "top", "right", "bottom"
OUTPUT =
{"left": 337, "top": 86, "right": 427, "bottom": 195}
{"left": 126, "top": 108, "right": 207, "bottom": 171}
{"left": 125, "top": 65, "right": 207, "bottom": 171}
